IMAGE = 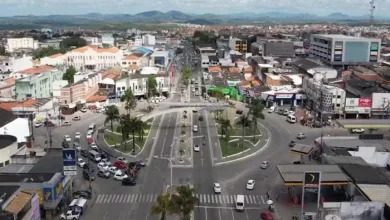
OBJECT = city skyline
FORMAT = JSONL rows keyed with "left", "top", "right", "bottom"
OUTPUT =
{"left": 0, "top": 0, "right": 389, "bottom": 17}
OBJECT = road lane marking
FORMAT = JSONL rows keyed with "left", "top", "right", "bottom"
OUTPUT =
{"left": 102, "top": 195, "right": 108, "bottom": 203}
{"left": 152, "top": 194, "right": 157, "bottom": 202}
{"left": 96, "top": 194, "right": 102, "bottom": 203}
{"left": 119, "top": 195, "right": 124, "bottom": 203}
{"left": 256, "top": 195, "right": 260, "bottom": 204}
{"left": 127, "top": 194, "right": 132, "bottom": 203}
{"left": 205, "top": 208, "right": 208, "bottom": 220}
{"left": 261, "top": 195, "right": 265, "bottom": 204}
{"left": 134, "top": 194, "right": 139, "bottom": 202}
{"left": 115, "top": 195, "right": 120, "bottom": 203}
{"left": 230, "top": 209, "right": 235, "bottom": 220}
{"left": 149, "top": 194, "right": 153, "bottom": 202}
{"left": 230, "top": 195, "right": 234, "bottom": 204}
{"left": 249, "top": 195, "right": 254, "bottom": 204}
{"left": 107, "top": 195, "right": 112, "bottom": 203}
{"left": 196, "top": 205, "right": 264, "bottom": 210}
{"left": 218, "top": 209, "right": 222, "bottom": 220}
{"left": 245, "top": 210, "right": 250, "bottom": 220}
{"left": 245, "top": 195, "right": 249, "bottom": 204}
{"left": 211, "top": 195, "right": 214, "bottom": 203}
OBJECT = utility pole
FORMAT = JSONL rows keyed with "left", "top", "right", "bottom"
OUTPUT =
{"left": 369, "top": 0, "right": 375, "bottom": 31}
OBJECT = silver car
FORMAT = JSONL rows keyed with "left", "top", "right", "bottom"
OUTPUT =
{"left": 297, "top": 133, "right": 306, "bottom": 139}
{"left": 260, "top": 161, "right": 270, "bottom": 169}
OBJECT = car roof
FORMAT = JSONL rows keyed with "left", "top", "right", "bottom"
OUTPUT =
{"left": 214, "top": 183, "right": 220, "bottom": 186}
{"left": 248, "top": 180, "right": 255, "bottom": 183}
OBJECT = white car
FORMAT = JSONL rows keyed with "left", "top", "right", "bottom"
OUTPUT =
{"left": 194, "top": 144, "right": 200, "bottom": 152}
{"left": 108, "top": 166, "right": 118, "bottom": 174}
{"left": 90, "top": 142, "right": 98, "bottom": 150}
{"left": 297, "top": 133, "right": 306, "bottom": 139}
{"left": 114, "top": 170, "right": 128, "bottom": 181}
{"left": 63, "top": 120, "right": 71, "bottom": 126}
{"left": 104, "top": 161, "right": 112, "bottom": 166}
{"left": 213, "top": 183, "right": 221, "bottom": 194}
{"left": 268, "top": 106, "right": 275, "bottom": 113}
{"left": 193, "top": 125, "right": 198, "bottom": 132}
{"left": 260, "top": 161, "right": 270, "bottom": 169}
{"left": 34, "top": 121, "right": 43, "bottom": 128}
{"left": 117, "top": 157, "right": 128, "bottom": 164}
{"left": 97, "top": 162, "right": 109, "bottom": 171}
{"left": 246, "top": 180, "right": 255, "bottom": 190}
{"left": 74, "top": 143, "right": 81, "bottom": 151}
{"left": 64, "top": 135, "right": 71, "bottom": 142}
{"left": 75, "top": 132, "right": 81, "bottom": 139}
{"left": 351, "top": 128, "right": 365, "bottom": 133}
{"left": 86, "top": 131, "right": 93, "bottom": 139}
{"left": 77, "top": 158, "right": 86, "bottom": 168}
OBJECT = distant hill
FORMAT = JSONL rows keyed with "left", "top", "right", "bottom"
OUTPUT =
{"left": 0, "top": 10, "right": 389, "bottom": 29}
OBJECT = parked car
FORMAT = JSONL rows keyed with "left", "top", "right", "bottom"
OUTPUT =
{"left": 113, "top": 161, "right": 127, "bottom": 169}
{"left": 73, "top": 142, "right": 81, "bottom": 151}
{"left": 73, "top": 116, "right": 81, "bottom": 121}
{"left": 64, "top": 135, "right": 72, "bottom": 142}
{"left": 268, "top": 106, "right": 275, "bottom": 113}
{"left": 277, "top": 109, "right": 284, "bottom": 115}
{"left": 117, "top": 157, "right": 128, "bottom": 164}
{"left": 108, "top": 166, "right": 118, "bottom": 174}
{"left": 114, "top": 170, "right": 128, "bottom": 181}
{"left": 63, "top": 121, "right": 71, "bottom": 126}
{"left": 122, "top": 177, "right": 136, "bottom": 186}
{"left": 77, "top": 158, "right": 86, "bottom": 168}
{"left": 289, "top": 140, "right": 296, "bottom": 148}
{"left": 60, "top": 211, "right": 80, "bottom": 220}
{"left": 83, "top": 170, "right": 95, "bottom": 181}
{"left": 198, "top": 116, "right": 203, "bottom": 121}
{"left": 80, "top": 150, "right": 88, "bottom": 157}
{"left": 80, "top": 107, "right": 87, "bottom": 113}
{"left": 97, "top": 170, "right": 110, "bottom": 178}
{"left": 97, "top": 162, "right": 109, "bottom": 172}
{"left": 246, "top": 180, "right": 255, "bottom": 190}
{"left": 72, "top": 190, "right": 91, "bottom": 200}
{"left": 351, "top": 128, "right": 365, "bottom": 133}
{"left": 260, "top": 211, "right": 274, "bottom": 220}
{"left": 194, "top": 144, "right": 200, "bottom": 152}
{"left": 34, "top": 121, "right": 43, "bottom": 128}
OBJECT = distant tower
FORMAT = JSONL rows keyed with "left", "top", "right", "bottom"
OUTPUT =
{"left": 369, "top": 0, "right": 375, "bottom": 30}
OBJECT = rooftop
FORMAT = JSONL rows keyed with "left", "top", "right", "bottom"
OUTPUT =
{"left": 314, "top": 34, "right": 380, "bottom": 41}
{"left": 48, "top": 53, "right": 63, "bottom": 58}
{"left": 72, "top": 46, "right": 120, "bottom": 53}
{"left": 340, "top": 164, "right": 388, "bottom": 184}
{"left": 0, "top": 164, "right": 34, "bottom": 173}
{"left": 336, "top": 119, "right": 390, "bottom": 129}
{"left": 28, "top": 148, "right": 65, "bottom": 174}
{"left": 123, "top": 55, "right": 141, "bottom": 61}
{"left": 0, "top": 108, "right": 17, "bottom": 128}
{"left": 320, "top": 136, "right": 390, "bottom": 152}
{"left": 0, "top": 173, "right": 54, "bottom": 183}
{"left": 357, "top": 184, "right": 390, "bottom": 206}
{"left": 4, "top": 191, "right": 32, "bottom": 214}
{"left": 18, "top": 65, "right": 53, "bottom": 75}
{"left": 0, "top": 135, "right": 17, "bottom": 149}
{"left": 0, "top": 185, "right": 19, "bottom": 206}
{"left": 323, "top": 154, "right": 369, "bottom": 166}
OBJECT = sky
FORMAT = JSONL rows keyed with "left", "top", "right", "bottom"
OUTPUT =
{"left": 0, "top": 0, "right": 390, "bottom": 17}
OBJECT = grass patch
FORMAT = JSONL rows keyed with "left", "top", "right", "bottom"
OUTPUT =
{"left": 219, "top": 137, "right": 250, "bottom": 157}
{"left": 104, "top": 133, "right": 122, "bottom": 145}
{"left": 104, "top": 134, "right": 147, "bottom": 150}
{"left": 217, "top": 125, "right": 261, "bottom": 137}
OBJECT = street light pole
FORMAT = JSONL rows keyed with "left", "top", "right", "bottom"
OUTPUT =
{"left": 153, "top": 156, "right": 173, "bottom": 192}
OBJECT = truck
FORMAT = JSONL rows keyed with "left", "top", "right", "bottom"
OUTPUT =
{"left": 60, "top": 210, "right": 80, "bottom": 220}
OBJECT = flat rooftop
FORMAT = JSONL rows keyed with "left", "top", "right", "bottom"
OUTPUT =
{"left": 341, "top": 164, "right": 387, "bottom": 184}
{"left": 29, "top": 148, "right": 65, "bottom": 174}
{"left": 323, "top": 155, "right": 369, "bottom": 166}
{"left": 357, "top": 184, "right": 390, "bottom": 206}
{"left": 0, "top": 173, "right": 54, "bottom": 183}
{"left": 0, "top": 185, "right": 20, "bottom": 204}
{"left": 290, "top": 144, "right": 314, "bottom": 155}
{"left": 277, "top": 164, "right": 349, "bottom": 186}
{"left": 0, "top": 135, "right": 17, "bottom": 149}
{"left": 336, "top": 119, "right": 390, "bottom": 128}
{"left": 0, "top": 164, "right": 34, "bottom": 173}
{"left": 314, "top": 34, "right": 379, "bottom": 41}
{"left": 320, "top": 136, "right": 390, "bottom": 152}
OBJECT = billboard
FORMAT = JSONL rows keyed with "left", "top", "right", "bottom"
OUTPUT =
{"left": 371, "top": 93, "right": 390, "bottom": 109}
{"left": 63, "top": 149, "right": 77, "bottom": 176}
{"left": 43, "top": 187, "right": 54, "bottom": 201}
{"left": 346, "top": 98, "right": 359, "bottom": 107}
{"left": 358, "top": 98, "right": 372, "bottom": 107}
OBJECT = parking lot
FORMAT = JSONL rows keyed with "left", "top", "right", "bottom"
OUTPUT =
{"left": 194, "top": 205, "right": 268, "bottom": 220}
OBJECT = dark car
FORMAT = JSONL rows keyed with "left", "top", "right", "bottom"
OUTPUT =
{"left": 260, "top": 211, "right": 274, "bottom": 220}
{"left": 198, "top": 116, "right": 203, "bottom": 121}
{"left": 80, "top": 150, "right": 88, "bottom": 157}
{"left": 62, "top": 141, "right": 69, "bottom": 148}
{"left": 128, "top": 162, "right": 141, "bottom": 170}
{"left": 122, "top": 177, "right": 136, "bottom": 186}
{"left": 101, "top": 153, "right": 110, "bottom": 161}
{"left": 83, "top": 170, "right": 95, "bottom": 181}
{"left": 289, "top": 141, "right": 296, "bottom": 148}
{"left": 83, "top": 164, "right": 94, "bottom": 173}
{"left": 97, "top": 170, "right": 110, "bottom": 178}
{"left": 73, "top": 190, "right": 92, "bottom": 200}
{"left": 135, "top": 160, "right": 146, "bottom": 167}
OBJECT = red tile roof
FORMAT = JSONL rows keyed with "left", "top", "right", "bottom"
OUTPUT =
{"left": 19, "top": 65, "right": 53, "bottom": 74}
{"left": 0, "top": 99, "right": 37, "bottom": 111}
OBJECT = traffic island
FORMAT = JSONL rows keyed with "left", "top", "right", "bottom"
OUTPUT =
{"left": 172, "top": 112, "right": 192, "bottom": 167}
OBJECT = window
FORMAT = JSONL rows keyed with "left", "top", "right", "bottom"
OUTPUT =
{"left": 4, "top": 160, "right": 9, "bottom": 165}
{"left": 336, "top": 104, "right": 340, "bottom": 107}
{"left": 122, "top": 87, "right": 125, "bottom": 90}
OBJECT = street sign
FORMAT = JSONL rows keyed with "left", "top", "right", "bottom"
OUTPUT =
{"left": 301, "top": 171, "right": 321, "bottom": 219}
{"left": 63, "top": 149, "right": 77, "bottom": 176}
{"left": 304, "top": 172, "right": 320, "bottom": 187}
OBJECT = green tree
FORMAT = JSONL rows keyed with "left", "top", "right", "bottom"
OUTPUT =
{"left": 236, "top": 115, "right": 250, "bottom": 151}
{"left": 118, "top": 115, "right": 131, "bottom": 151}
{"left": 104, "top": 105, "right": 120, "bottom": 132}
{"left": 169, "top": 185, "right": 198, "bottom": 220}
{"left": 123, "top": 88, "right": 137, "bottom": 115}
{"left": 62, "top": 66, "right": 77, "bottom": 84}
{"left": 146, "top": 75, "right": 158, "bottom": 99}
{"left": 249, "top": 99, "right": 265, "bottom": 141}
{"left": 220, "top": 119, "right": 232, "bottom": 141}
{"left": 151, "top": 193, "right": 172, "bottom": 220}
{"left": 33, "top": 46, "right": 66, "bottom": 59}
{"left": 182, "top": 68, "right": 192, "bottom": 86}
{"left": 128, "top": 117, "right": 142, "bottom": 154}
{"left": 60, "top": 37, "right": 87, "bottom": 49}
{"left": 137, "top": 120, "right": 147, "bottom": 142}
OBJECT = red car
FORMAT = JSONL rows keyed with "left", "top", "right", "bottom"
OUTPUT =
{"left": 113, "top": 161, "right": 126, "bottom": 169}
{"left": 260, "top": 211, "right": 274, "bottom": 220}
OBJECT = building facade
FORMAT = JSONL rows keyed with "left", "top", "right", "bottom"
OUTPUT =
{"left": 0, "top": 55, "right": 34, "bottom": 76}
{"left": 310, "top": 34, "right": 381, "bottom": 67}
{"left": 59, "top": 73, "right": 102, "bottom": 105}
{"left": 40, "top": 54, "right": 65, "bottom": 67}
{"left": 302, "top": 77, "right": 346, "bottom": 117}
{"left": 65, "top": 46, "right": 123, "bottom": 71}
{"left": 142, "top": 34, "right": 156, "bottom": 46}
{"left": 228, "top": 37, "right": 247, "bottom": 53}
{"left": 14, "top": 68, "right": 64, "bottom": 100}
{"left": 6, "top": 38, "right": 38, "bottom": 52}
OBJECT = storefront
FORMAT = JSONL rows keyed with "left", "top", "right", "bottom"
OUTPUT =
{"left": 42, "top": 175, "right": 73, "bottom": 219}
{"left": 265, "top": 93, "right": 307, "bottom": 108}
{"left": 344, "top": 98, "right": 372, "bottom": 119}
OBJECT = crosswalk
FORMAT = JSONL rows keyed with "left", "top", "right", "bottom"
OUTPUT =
{"left": 95, "top": 193, "right": 268, "bottom": 205}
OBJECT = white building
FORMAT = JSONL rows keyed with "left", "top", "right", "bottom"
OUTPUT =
{"left": 310, "top": 34, "right": 381, "bottom": 66}
{"left": 302, "top": 76, "right": 346, "bottom": 116}
{"left": 142, "top": 34, "right": 156, "bottom": 46}
{"left": 115, "top": 66, "right": 171, "bottom": 97}
{"left": 65, "top": 46, "right": 123, "bottom": 71}
{"left": 0, "top": 55, "right": 33, "bottom": 76}
{"left": 6, "top": 38, "right": 38, "bottom": 52}
{"left": 40, "top": 53, "right": 65, "bottom": 66}
{"left": 101, "top": 33, "right": 115, "bottom": 46}
{"left": 82, "top": 36, "right": 100, "bottom": 46}
{"left": 133, "top": 36, "right": 143, "bottom": 47}
{"left": 150, "top": 51, "right": 169, "bottom": 67}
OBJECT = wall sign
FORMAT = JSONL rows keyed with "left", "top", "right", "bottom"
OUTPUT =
{"left": 276, "top": 94, "right": 293, "bottom": 99}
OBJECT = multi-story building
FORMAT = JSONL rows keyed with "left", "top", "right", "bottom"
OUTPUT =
{"left": 82, "top": 37, "right": 100, "bottom": 46}
{"left": 142, "top": 34, "right": 156, "bottom": 46}
{"left": 251, "top": 38, "right": 294, "bottom": 57}
{"left": 115, "top": 67, "right": 171, "bottom": 98}
{"left": 310, "top": 34, "right": 381, "bottom": 68}
{"left": 229, "top": 37, "right": 247, "bottom": 53}
{"left": 101, "top": 33, "right": 115, "bottom": 46}
{"left": 59, "top": 73, "right": 102, "bottom": 105}
{"left": 40, "top": 53, "right": 65, "bottom": 66}
{"left": 150, "top": 51, "right": 169, "bottom": 67}
{"left": 133, "top": 36, "right": 143, "bottom": 47}
{"left": 303, "top": 76, "right": 346, "bottom": 117}
{"left": 65, "top": 46, "right": 123, "bottom": 71}
{"left": 14, "top": 67, "right": 64, "bottom": 100}
{"left": 0, "top": 55, "right": 33, "bottom": 77}
{"left": 121, "top": 55, "right": 145, "bottom": 73}
{"left": 6, "top": 38, "right": 38, "bottom": 52}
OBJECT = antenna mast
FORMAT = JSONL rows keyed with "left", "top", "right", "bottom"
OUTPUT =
{"left": 369, "top": 0, "right": 375, "bottom": 31}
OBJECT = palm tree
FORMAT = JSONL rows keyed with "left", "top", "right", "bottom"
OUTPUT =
{"left": 137, "top": 120, "right": 147, "bottom": 142}
{"left": 169, "top": 185, "right": 198, "bottom": 220}
{"left": 128, "top": 117, "right": 142, "bottom": 154}
{"left": 236, "top": 115, "right": 250, "bottom": 151}
{"left": 220, "top": 119, "right": 231, "bottom": 141}
{"left": 123, "top": 88, "right": 137, "bottom": 116}
{"left": 249, "top": 98, "right": 265, "bottom": 141}
{"left": 146, "top": 75, "right": 158, "bottom": 100}
{"left": 151, "top": 193, "right": 172, "bottom": 220}
{"left": 118, "top": 115, "right": 131, "bottom": 151}
{"left": 104, "top": 105, "right": 120, "bottom": 132}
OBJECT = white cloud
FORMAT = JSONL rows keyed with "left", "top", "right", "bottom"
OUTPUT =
{"left": 0, "top": 0, "right": 389, "bottom": 16}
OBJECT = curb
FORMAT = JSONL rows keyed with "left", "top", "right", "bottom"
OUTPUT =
{"left": 214, "top": 123, "right": 272, "bottom": 166}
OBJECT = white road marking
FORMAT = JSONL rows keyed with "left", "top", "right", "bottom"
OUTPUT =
{"left": 205, "top": 208, "right": 208, "bottom": 220}
{"left": 134, "top": 194, "right": 139, "bottom": 202}
{"left": 249, "top": 195, "right": 253, "bottom": 204}
{"left": 119, "top": 195, "right": 124, "bottom": 203}
{"left": 230, "top": 195, "right": 234, "bottom": 204}
{"left": 231, "top": 209, "right": 235, "bottom": 220}
{"left": 211, "top": 195, "right": 214, "bottom": 203}
{"left": 245, "top": 210, "right": 250, "bottom": 220}
{"left": 224, "top": 195, "right": 229, "bottom": 204}
{"left": 107, "top": 195, "right": 112, "bottom": 203}
{"left": 207, "top": 195, "right": 210, "bottom": 203}
{"left": 218, "top": 209, "right": 222, "bottom": 220}
{"left": 245, "top": 195, "right": 249, "bottom": 204}
{"left": 261, "top": 195, "right": 265, "bottom": 204}
{"left": 130, "top": 194, "right": 135, "bottom": 203}
{"left": 200, "top": 194, "right": 204, "bottom": 203}
{"left": 102, "top": 195, "right": 108, "bottom": 203}
{"left": 127, "top": 194, "right": 132, "bottom": 203}
{"left": 115, "top": 195, "right": 120, "bottom": 203}
{"left": 256, "top": 195, "right": 260, "bottom": 204}
{"left": 96, "top": 194, "right": 102, "bottom": 203}
{"left": 149, "top": 194, "right": 153, "bottom": 202}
